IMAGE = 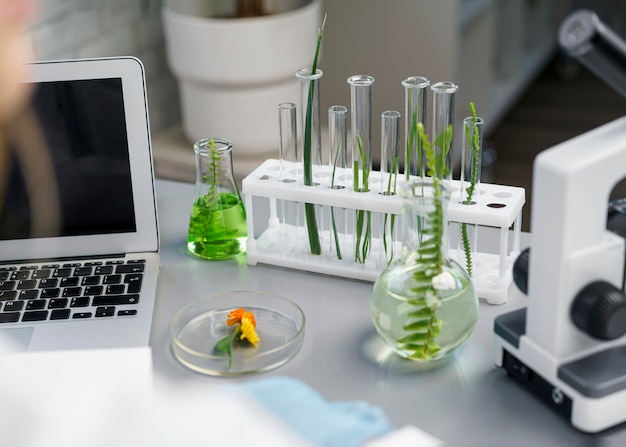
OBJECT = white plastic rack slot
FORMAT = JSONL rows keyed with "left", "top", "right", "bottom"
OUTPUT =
{"left": 243, "top": 159, "right": 525, "bottom": 305}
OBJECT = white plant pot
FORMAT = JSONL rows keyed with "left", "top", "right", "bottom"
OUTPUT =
{"left": 163, "top": 0, "right": 322, "bottom": 156}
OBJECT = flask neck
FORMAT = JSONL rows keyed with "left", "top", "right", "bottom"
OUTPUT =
{"left": 400, "top": 178, "right": 450, "bottom": 264}
{"left": 193, "top": 138, "right": 240, "bottom": 202}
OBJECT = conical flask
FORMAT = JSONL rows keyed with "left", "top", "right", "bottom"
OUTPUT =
{"left": 186, "top": 138, "right": 247, "bottom": 260}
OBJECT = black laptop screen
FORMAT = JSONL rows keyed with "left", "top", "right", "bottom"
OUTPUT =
{"left": 0, "top": 78, "right": 136, "bottom": 240}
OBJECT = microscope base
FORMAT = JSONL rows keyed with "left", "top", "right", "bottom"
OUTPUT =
{"left": 495, "top": 309, "right": 626, "bottom": 433}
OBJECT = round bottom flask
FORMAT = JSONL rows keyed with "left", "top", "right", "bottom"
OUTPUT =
{"left": 370, "top": 179, "right": 478, "bottom": 362}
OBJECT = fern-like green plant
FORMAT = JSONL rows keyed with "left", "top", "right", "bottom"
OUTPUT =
{"left": 353, "top": 134, "right": 371, "bottom": 264}
{"left": 396, "top": 123, "right": 445, "bottom": 360}
{"left": 460, "top": 102, "right": 480, "bottom": 276}
{"left": 203, "top": 138, "right": 221, "bottom": 206}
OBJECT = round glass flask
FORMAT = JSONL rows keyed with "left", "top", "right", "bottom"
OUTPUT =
{"left": 370, "top": 178, "right": 479, "bottom": 362}
{"left": 186, "top": 138, "right": 247, "bottom": 260}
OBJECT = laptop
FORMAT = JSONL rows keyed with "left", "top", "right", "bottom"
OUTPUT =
{"left": 0, "top": 57, "right": 160, "bottom": 352}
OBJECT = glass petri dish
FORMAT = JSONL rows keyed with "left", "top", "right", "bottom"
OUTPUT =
{"left": 170, "top": 290, "right": 305, "bottom": 376}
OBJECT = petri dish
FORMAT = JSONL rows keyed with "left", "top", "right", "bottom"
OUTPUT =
{"left": 170, "top": 290, "right": 305, "bottom": 376}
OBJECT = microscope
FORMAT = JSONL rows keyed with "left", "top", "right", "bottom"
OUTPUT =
{"left": 493, "top": 10, "right": 626, "bottom": 433}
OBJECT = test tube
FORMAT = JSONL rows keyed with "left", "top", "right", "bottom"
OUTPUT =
{"left": 459, "top": 112, "right": 484, "bottom": 275}
{"left": 380, "top": 110, "right": 401, "bottom": 264}
{"left": 278, "top": 102, "right": 300, "bottom": 252}
{"left": 348, "top": 74, "right": 374, "bottom": 264}
{"left": 402, "top": 76, "right": 429, "bottom": 179}
{"left": 430, "top": 81, "right": 458, "bottom": 181}
{"left": 328, "top": 105, "right": 348, "bottom": 259}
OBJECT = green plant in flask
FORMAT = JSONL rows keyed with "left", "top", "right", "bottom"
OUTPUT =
{"left": 187, "top": 138, "right": 247, "bottom": 260}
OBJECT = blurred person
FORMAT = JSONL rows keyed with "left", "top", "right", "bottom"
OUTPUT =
{"left": 0, "top": 0, "right": 60, "bottom": 237}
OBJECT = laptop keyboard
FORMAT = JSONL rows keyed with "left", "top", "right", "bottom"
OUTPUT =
{"left": 0, "top": 259, "right": 144, "bottom": 324}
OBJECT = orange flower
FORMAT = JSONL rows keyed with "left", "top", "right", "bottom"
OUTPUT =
{"left": 226, "top": 308, "right": 245, "bottom": 327}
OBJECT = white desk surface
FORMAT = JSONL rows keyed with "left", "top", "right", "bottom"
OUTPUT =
{"left": 152, "top": 179, "right": 626, "bottom": 446}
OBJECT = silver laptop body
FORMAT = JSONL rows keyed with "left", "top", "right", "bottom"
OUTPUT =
{"left": 0, "top": 57, "right": 160, "bottom": 352}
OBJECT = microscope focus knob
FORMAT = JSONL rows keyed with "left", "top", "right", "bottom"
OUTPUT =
{"left": 512, "top": 248, "right": 530, "bottom": 295}
{"left": 571, "top": 281, "right": 626, "bottom": 340}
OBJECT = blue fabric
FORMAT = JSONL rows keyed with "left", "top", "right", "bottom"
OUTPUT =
{"left": 242, "top": 376, "right": 393, "bottom": 447}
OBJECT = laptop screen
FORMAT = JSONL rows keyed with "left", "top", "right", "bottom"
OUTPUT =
{"left": 2, "top": 78, "right": 136, "bottom": 240}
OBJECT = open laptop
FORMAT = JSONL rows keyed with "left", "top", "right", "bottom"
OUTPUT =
{"left": 0, "top": 57, "right": 160, "bottom": 352}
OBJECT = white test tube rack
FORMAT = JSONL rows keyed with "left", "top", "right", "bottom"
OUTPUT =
{"left": 242, "top": 159, "right": 525, "bottom": 305}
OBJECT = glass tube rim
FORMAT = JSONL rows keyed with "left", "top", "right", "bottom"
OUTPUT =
{"left": 347, "top": 74, "right": 375, "bottom": 86}
{"left": 382, "top": 110, "right": 401, "bottom": 119}
{"left": 194, "top": 137, "right": 232, "bottom": 155}
{"left": 329, "top": 104, "right": 348, "bottom": 114}
{"left": 296, "top": 67, "right": 323, "bottom": 80}
{"left": 279, "top": 101, "right": 297, "bottom": 110}
{"left": 401, "top": 76, "right": 430, "bottom": 88}
{"left": 431, "top": 81, "right": 459, "bottom": 94}
{"left": 463, "top": 115, "right": 485, "bottom": 126}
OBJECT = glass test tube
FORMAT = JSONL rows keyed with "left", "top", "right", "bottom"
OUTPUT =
{"left": 380, "top": 110, "right": 401, "bottom": 265}
{"left": 459, "top": 114, "right": 484, "bottom": 275}
{"left": 279, "top": 102, "right": 298, "bottom": 180}
{"left": 296, "top": 68, "right": 323, "bottom": 185}
{"left": 278, "top": 102, "right": 300, "bottom": 252}
{"left": 348, "top": 74, "right": 375, "bottom": 264}
{"left": 328, "top": 105, "right": 348, "bottom": 260}
{"left": 430, "top": 81, "right": 458, "bottom": 181}
{"left": 401, "top": 76, "right": 430, "bottom": 179}
{"left": 296, "top": 68, "right": 323, "bottom": 255}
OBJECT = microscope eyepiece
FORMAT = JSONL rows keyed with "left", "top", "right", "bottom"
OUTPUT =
{"left": 559, "top": 9, "right": 626, "bottom": 98}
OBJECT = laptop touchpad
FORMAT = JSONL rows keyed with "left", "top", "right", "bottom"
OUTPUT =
{"left": 0, "top": 327, "right": 33, "bottom": 353}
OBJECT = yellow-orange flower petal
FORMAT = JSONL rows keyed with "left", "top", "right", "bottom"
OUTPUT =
{"left": 242, "top": 310, "right": 256, "bottom": 328}
{"left": 240, "top": 317, "right": 260, "bottom": 345}
{"left": 226, "top": 308, "right": 245, "bottom": 327}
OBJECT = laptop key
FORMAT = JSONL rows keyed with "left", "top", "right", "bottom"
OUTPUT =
{"left": 19, "top": 290, "right": 39, "bottom": 300}
{"left": 72, "top": 312, "right": 92, "bottom": 319}
{"left": 103, "top": 274, "right": 122, "bottom": 285}
{"left": 70, "top": 297, "right": 90, "bottom": 307}
{"left": 10, "top": 271, "right": 30, "bottom": 280}
{"left": 53, "top": 268, "right": 72, "bottom": 278}
{"left": 4, "top": 301, "right": 24, "bottom": 311}
{"left": 73, "top": 267, "right": 92, "bottom": 276}
{"left": 115, "top": 264, "right": 144, "bottom": 274}
{"left": 17, "top": 280, "right": 37, "bottom": 290}
{"left": 26, "top": 300, "right": 46, "bottom": 310}
{"left": 117, "top": 309, "right": 137, "bottom": 317}
{"left": 95, "top": 266, "right": 114, "bottom": 275}
{"left": 105, "top": 284, "right": 125, "bottom": 295}
{"left": 62, "top": 287, "right": 82, "bottom": 297}
{"left": 22, "top": 311, "right": 48, "bottom": 322}
{"left": 95, "top": 306, "right": 115, "bottom": 317}
{"left": 41, "top": 288, "right": 60, "bottom": 299}
{"left": 0, "top": 312, "right": 20, "bottom": 323}
{"left": 50, "top": 309, "right": 71, "bottom": 320}
{"left": 0, "top": 272, "right": 9, "bottom": 281}
{"left": 39, "top": 278, "right": 59, "bottom": 288}
{"left": 81, "top": 276, "right": 100, "bottom": 286}
{"left": 60, "top": 277, "right": 79, "bottom": 287}
{"left": 0, "top": 281, "right": 16, "bottom": 291}
{"left": 32, "top": 269, "right": 51, "bottom": 279}
{"left": 48, "top": 298, "right": 68, "bottom": 309}
{"left": 84, "top": 285, "right": 103, "bottom": 296}
{"left": 92, "top": 294, "right": 139, "bottom": 306}
{"left": 0, "top": 291, "right": 17, "bottom": 301}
